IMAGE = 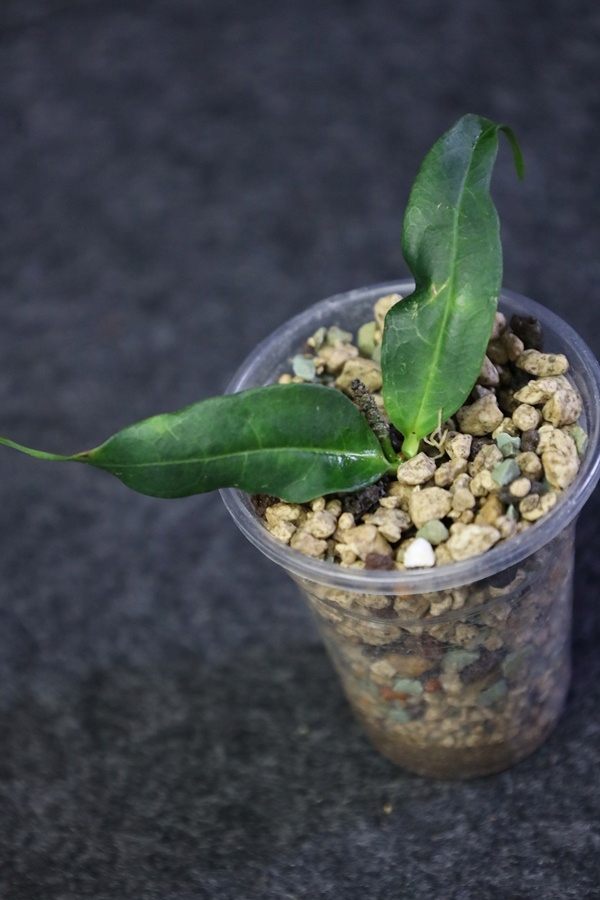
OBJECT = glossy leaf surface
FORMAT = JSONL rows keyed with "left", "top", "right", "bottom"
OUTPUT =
{"left": 382, "top": 114, "right": 523, "bottom": 457}
{"left": 0, "top": 383, "right": 392, "bottom": 503}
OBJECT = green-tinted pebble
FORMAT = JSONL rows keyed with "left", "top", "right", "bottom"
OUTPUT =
{"left": 326, "top": 325, "right": 353, "bottom": 345}
{"left": 442, "top": 649, "right": 479, "bottom": 672}
{"left": 506, "top": 504, "right": 519, "bottom": 522}
{"left": 502, "top": 647, "right": 532, "bottom": 679}
{"left": 416, "top": 519, "right": 450, "bottom": 545}
{"left": 568, "top": 425, "right": 588, "bottom": 458}
{"left": 291, "top": 355, "right": 316, "bottom": 381}
{"left": 492, "top": 458, "right": 521, "bottom": 486}
{"left": 309, "top": 326, "right": 326, "bottom": 349}
{"left": 495, "top": 432, "right": 521, "bottom": 458}
{"left": 388, "top": 707, "right": 412, "bottom": 724}
{"left": 357, "top": 320, "right": 377, "bottom": 357}
{"left": 478, "top": 679, "right": 508, "bottom": 707}
{"left": 371, "top": 344, "right": 382, "bottom": 363}
{"left": 392, "top": 678, "right": 424, "bottom": 696}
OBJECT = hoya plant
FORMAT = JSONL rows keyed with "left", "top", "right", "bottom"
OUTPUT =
{"left": 1, "top": 114, "right": 523, "bottom": 503}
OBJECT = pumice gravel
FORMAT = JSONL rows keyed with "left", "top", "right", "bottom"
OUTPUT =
{"left": 259, "top": 294, "right": 585, "bottom": 570}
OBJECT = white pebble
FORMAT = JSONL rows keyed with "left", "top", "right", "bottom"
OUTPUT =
{"left": 403, "top": 537, "right": 436, "bottom": 569}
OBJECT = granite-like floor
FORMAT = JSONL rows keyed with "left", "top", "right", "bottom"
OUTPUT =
{"left": 1, "top": 1, "right": 600, "bottom": 897}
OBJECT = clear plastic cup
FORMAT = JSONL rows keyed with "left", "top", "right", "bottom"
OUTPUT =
{"left": 221, "top": 281, "right": 600, "bottom": 778}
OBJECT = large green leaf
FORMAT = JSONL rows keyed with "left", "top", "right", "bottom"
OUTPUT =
{"left": 0, "top": 383, "right": 393, "bottom": 503}
{"left": 382, "top": 114, "right": 524, "bottom": 457}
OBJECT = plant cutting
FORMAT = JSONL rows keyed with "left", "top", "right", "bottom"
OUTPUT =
{"left": 1, "top": 114, "right": 525, "bottom": 502}
{"left": 3, "top": 115, "right": 600, "bottom": 778}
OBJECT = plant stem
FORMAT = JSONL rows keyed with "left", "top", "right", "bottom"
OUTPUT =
{"left": 401, "top": 432, "right": 421, "bottom": 458}
{"left": 348, "top": 379, "right": 398, "bottom": 465}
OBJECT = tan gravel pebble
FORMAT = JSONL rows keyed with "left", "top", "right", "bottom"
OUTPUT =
{"left": 363, "top": 508, "right": 411, "bottom": 542}
{"left": 513, "top": 375, "right": 571, "bottom": 405}
{"left": 502, "top": 331, "right": 525, "bottom": 362}
{"left": 516, "top": 349, "right": 569, "bottom": 376}
{"left": 290, "top": 530, "right": 328, "bottom": 557}
{"left": 340, "top": 524, "right": 393, "bottom": 560}
{"left": 536, "top": 426, "right": 580, "bottom": 488}
{"left": 451, "top": 487, "right": 477, "bottom": 512}
{"left": 445, "top": 432, "right": 473, "bottom": 460}
{"left": 469, "top": 443, "right": 503, "bottom": 476}
{"left": 374, "top": 293, "right": 402, "bottom": 330}
{"left": 269, "top": 521, "right": 297, "bottom": 543}
{"left": 519, "top": 492, "right": 558, "bottom": 521}
{"left": 456, "top": 394, "right": 504, "bottom": 435}
{"left": 335, "top": 357, "right": 382, "bottom": 393}
{"left": 475, "top": 494, "right": 504, "bottom": 526}
{"left": 516, "top": 451, "right": 543, "bottom": 480}
{"left": 409, "top": 487, "right": 453, "bottom": 529}
{"left": 265, "top": 502, "right": 303, "bottom": 524}
{"left": 542, "top": 389, "right": 582, "bottom": 427}
{"left": 492, "top": 417, "right": 519, "bottom": 438}
{"left": 305, "top": 509, "right": 339, "bottom": 539}
{"left": 470, "top": 469, "right": 498, "bottom": 497}
{"left": 508, "top": 477, "right": 532, "bottom": 499}
{"left": 396, "top": 452, "right": 437, "bottom": 485}
{"left": 542, "top": 447, "right": 579, "bottom": 489}
{"left": 512, "top": 403, "right": 542, "bottom": 431}
{"left": 446, "top": 524, "right": 502, "bottom": 561}
{"left": 316, "top": 342, "right": 359, "bottom": 374}
{"left": 434, "top": 457, "right": 468, "bottom": 487}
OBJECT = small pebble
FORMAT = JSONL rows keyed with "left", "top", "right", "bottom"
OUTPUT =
{"left": 403, "top": 537, "right": 436, "bottom": 568}
{"left": 510, "top": 314, "right": 543, "bottom": 350}
{"left": 416, "top": 519, "right": 450, "bottom": 545}
{"left": 446, "top": 524, "right": 501, "bottom": 561}
{"left": 516, "top": 450, "right": 543, "bottom": 480}
{"left": 456, "top": 394, "right": 504, "bottom": 435}
{"left": 445, "top": 432, "right": 473, "bottom": 460}
{"left": 335, "top": 357, "right": 382, "bottom": 393}
{"left": 542, "top": 389, "right": 582, "bottom": 427}
{"left": 492, "top": 458, "right": 521, "bottom": 486}
{"left": 396, "top": 452, "right": 436, "bottom": 485}
{"left": 291, "top": 355, "right": 316, "bottom": 380}
{"left": 512, "top": 403, "right": 542, "bottom": 432}
{"left": 478, "top": 679, "right": 508, "bottom": 707}
{"left": 475, "top": 494, "right": 504, "bottom": 526}
{"left": 374, "top": 293, "right": 402, "bottom": 330}
{"left": 495, "top": 432, "right": 521, "bottom": 458}
{"left": 357, "top": 320, "right": 378, "bottom": 357}
{"left": 568, "top": 425, "right": 588, "bottom": 458}
{"left": 519, "top": 491, "right": 558, "bottom": 521}
{"left": 409, "top": 487, "right": 453, "bottom": 529}
{"left": 392, "top": 678, "right": 424, "bottom": 696}
{"left": 516, "top": 349, "right": 569, "bottom": 377}
{"left": 326, "top": 325, "right": 353, "bottom": 345}
{"left": 435, "top": 457, "right": 468, "bottom": 487}
{"left": 498, "top": 477, "right": 531, "bottom": 504}
{"left": 443, "top": 650, "right": 479, "bottom": 672}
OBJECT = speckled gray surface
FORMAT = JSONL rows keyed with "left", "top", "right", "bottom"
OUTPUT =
{"left": 1, "top": 1, "right": 600, "bottom": 898}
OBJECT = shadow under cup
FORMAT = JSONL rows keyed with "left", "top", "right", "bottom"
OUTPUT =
{"left": 222, "top": 281, "right": 600, "bottom": 778}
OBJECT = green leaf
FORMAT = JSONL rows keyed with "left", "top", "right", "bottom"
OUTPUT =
{"left": 382, "top": 114, "right": 523, "bottom": 457}
{"left": 0, "top": 383, "right": 393, "bottom": 503}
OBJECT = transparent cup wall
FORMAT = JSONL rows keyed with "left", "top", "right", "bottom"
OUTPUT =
{"left": 222, "top": 281, "right": 600, "bottom": 777}
{"left": 296, "top": 523, "right": 574, "bottom": 778}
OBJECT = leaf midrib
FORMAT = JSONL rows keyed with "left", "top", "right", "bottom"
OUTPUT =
{"left": 408, "top": 127, "right": 492, "bottom": 435}
{"left": 88, "top": 444, "right": 387, "bottom": 470}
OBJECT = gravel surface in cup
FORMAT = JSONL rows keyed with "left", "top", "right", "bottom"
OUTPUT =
{"left": 258, "top": 292, "right": 587, "bottom": 571}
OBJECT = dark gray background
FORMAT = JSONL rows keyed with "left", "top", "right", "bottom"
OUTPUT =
{"left": 1, "top": 1, "right": 600, "bottom": 898}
